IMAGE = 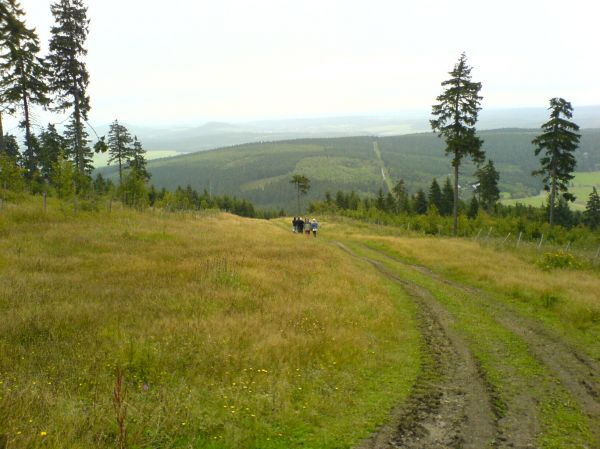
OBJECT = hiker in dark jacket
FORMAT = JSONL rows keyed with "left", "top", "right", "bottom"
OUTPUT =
{"left": 297, "top": 217, "right": 304, "bottom": 234}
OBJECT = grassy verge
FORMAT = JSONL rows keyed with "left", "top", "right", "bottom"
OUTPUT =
{"left": 0, "top": 197, "right": 420, "bottom": 449}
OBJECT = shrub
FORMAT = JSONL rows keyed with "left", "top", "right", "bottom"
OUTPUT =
{"left": 537, "top": 251, "right": 585, "bottom": 270}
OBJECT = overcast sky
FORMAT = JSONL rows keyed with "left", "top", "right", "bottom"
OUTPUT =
{"left": 9, "top": 0, "right": 600, "bottom": 127}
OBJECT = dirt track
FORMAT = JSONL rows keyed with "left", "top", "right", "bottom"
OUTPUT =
{"left": 336, "top": 242, "right": 600, "bottom": 449}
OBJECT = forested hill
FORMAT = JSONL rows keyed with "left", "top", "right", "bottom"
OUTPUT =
{"left": 99, "top": 128, "right": 600, "bottom": 211}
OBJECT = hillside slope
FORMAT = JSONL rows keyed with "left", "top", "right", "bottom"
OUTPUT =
{"left": 99, "top": 129, "right": 600, "bottom": 211}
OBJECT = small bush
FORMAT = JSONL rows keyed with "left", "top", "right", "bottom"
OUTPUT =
{"left": 537, "top": 251, "right": 585, "bottom": 270}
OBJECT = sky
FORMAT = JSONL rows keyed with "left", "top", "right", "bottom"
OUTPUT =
{"left": 6, "top": 0, "right": 600, "bottom": 128}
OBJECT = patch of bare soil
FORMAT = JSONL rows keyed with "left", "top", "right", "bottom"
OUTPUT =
{"left": 367, "top": 244, "right": 600, "bottom": 448}
{"left": 337, "top": 243, "right": 498, "bottom": 449}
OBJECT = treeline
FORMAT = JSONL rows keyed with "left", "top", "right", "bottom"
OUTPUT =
{"left": 309, "top": 179, "right": 600, "bottom": 243}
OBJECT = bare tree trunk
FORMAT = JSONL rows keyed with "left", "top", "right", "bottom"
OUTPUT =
{"left": 453, "top": 164, "right": 459, "bottom": 236}
{"left": 549, "top": 168, "right": 557, "bottom": 226}
{"left": 0, "top": 110, "right": 4, "bottom": 153}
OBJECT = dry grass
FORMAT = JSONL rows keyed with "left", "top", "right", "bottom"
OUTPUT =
{"left": 319, "top": 219, "right": 600, "bottom": 361}
{"left": 0, "top": 199, "right": 419, "bottom": 448}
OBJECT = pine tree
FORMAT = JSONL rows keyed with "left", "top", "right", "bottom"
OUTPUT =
{"left": 290, "top": 174, "right": 310, "bottom": 214}
{"left": 107, "top": 119, "right": 133, "bottom": 184}
{"left": 413, "top": 189, "right": 427, "bottom": 215}
{"left": 128, "top": 136, "right": 150, "bottom": 181}
{"left": 468, "top": 196, "right": 479, "bottom": 219}
{"left": 431, "top": 53, "right": 484, "bottom": 234}
{"left": 392, "top": 178, "right": 409, "bottom": 212}
{"left": 38, "top": 123, "right": 65, "bottom": 181}
{"left": 428, "top": 178, "right": 442, "bottom": 212}
{"left": 1, "top": 133, "right": 19, "bottom": 160}
{"left": 440, "top": 177, "right": 454, "bottom": 216}
{"left": 584, "top": 187, "right": 600, "bottom": 230}
{"left": 532, "top": 98, "right": 580, "bottom": 226}
{"left": 376, "top": 187, "right": 385, "bottom": 211}
{"left": 475, "top": 159, "right": 500, "bottom": 212}
{"left": 47, "top": 0, "right": 91, "bottom": 177}
{"left": 0, "top": 0, "right": 50, "bottom": 178}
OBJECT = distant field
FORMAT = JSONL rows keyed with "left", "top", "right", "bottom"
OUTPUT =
{"left": 502, "top": 171, "right": 600, "bottom": 210}
{"left": 94, "top": 150, "right": 185, "bottom": 168}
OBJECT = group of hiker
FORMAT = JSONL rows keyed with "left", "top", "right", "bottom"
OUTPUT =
{"left": 292, "top": 217, "right": 319, "bottom": 237}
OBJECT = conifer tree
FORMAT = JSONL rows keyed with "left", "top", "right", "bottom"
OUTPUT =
{"left": 376, "top": 187, "right": 385, "bottom": 211}
{"left": 392, "top": 178, "right": 409, "bottom": 212}
{"left": 532, "top": 98, "right": 580, "bottom": 226}
{"left": 107, "top": 119, "right": 133, "bottom": 184}
{"left": 1, "top": 133, "right": 19, "bottom": 160}
{"left": 584, "top": 187, "right": 600, "bottom": 230}
{"left": 128, "top": 136, "right": 150, "bottom": 181}
{"left": 38, "top": 123, "right": 65, "bottom": 181}
{"left": 440, "top": 177, "right": 454, "bottom": 216}
{"left": 290, "top": 174, "right": 310, "bottom": 214}
{"left": 428, "top": 178, "right": 442, "bottom": 212}
{"left": 47, "top": 0, "right": 91, "bottom": 177}
{"left": 468, "top": 196, "right": 479, "bottom": 219}
{"left": 0, "top": 0, "right": 50, "bottom": 178}
{"left": 431, "top": 53, "right": 484, "bottom": 234}
{"left": 413, "top": 189, "right": 427, "bottom": 215}
{"left": 475, "top": 159, "right": 500, "bottom": 212}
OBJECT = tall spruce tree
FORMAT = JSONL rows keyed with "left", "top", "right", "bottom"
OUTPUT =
{"left": 475, "top": 159, "right": 500, "bottom": 212}
{"left": 290, "top": 174, "right": 310, "bottom": 214}
{"left": 532, "top": 98, "right": 580, "bottom": 226}
{"left": 431, "top": 53, "right": 484, "bottom": 234}
{"left": 107, "top": 119, "right": 133, "bottom": 184}
{"left": 47, "top": 0, "right": 91, "bottom": 178}
{"left": 128, "top": 136, "right": 150, "bottom": 181}
{"left": 584, "top": 187, "right": 600, "bottom": 230}
{"left": 428, "top": 178, "right": 442, "bottom": 212}
{"left": 0, "top": 0, "right": 50, "bottom": 178}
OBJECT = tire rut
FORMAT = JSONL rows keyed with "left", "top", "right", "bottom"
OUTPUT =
{"left": 337, "top": 243, "right": 498, "bottom": 449}
{"left": 366, "top": 243, "right": 600, "bottom": 447}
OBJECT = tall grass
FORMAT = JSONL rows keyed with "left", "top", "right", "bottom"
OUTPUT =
{"left": 0, "top": 197, "right": 419, "bottom": 448}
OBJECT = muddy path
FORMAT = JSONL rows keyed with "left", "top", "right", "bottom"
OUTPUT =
{"left": 351, "top": 241, "right": 600, "bottom": 448}
{"left": 365, "top": 244, "right": 600, "bottom": 446}
{"left": 337, "top": 243, "right": 500, "bottom": 449}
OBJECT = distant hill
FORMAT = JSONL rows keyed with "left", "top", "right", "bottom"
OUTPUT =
{"left": 98, "top": 128, "right": 600, "bottom": 211}
{"left": 93, "top": 106, "right": 600, "bottom": 154}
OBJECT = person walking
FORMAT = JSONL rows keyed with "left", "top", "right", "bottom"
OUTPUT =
{"left": 292, "top": 217, "right": 298, "bottom": 233}
{"left": 311, "top": 218, "right": 319, "bottom": 237}
{"left": 297, "top": 217, "right": 304, "bottom": 234}
{"left": 304, "top": 217, "right": 311, "bottom": 237}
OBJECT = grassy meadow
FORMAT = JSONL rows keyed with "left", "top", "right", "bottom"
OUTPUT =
{"left": 501, "top": 170, "right": 600, "bottom": 211}
{"left": 0, "top": 197, "right": 420, "bottom": 449}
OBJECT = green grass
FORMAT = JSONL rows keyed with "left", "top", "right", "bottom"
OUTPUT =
{"left": 0, "top": 197, "right": 420, "bottom": 449}
{"left": 502, "top": 170, "right": 600, "bottom": 210}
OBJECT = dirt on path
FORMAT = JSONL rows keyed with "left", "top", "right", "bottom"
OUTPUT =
{"left": 358, "top": 242, "right": 600, "bottom": 448}
{"left": 337, "top": 243, "right": 500, "bottom": 449}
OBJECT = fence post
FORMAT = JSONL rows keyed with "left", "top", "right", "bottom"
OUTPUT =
{"left": 565, "top": 241, "right": 571, "bottom": 252}
{"left": 43, "top": 191, "right": 47, "bottom": 213}
{"left": 516, "top": 231, "right": 522, "bottom": 248}
{"left": 538, "top": 234, "right": 544, "bottom": 250}
{"left": 502, "top": 232, "right": 512, "bottom": 244}
{"left": 594, "top": 245, "right": 600, "bottom": 264}
{"left": 474, "top": 228, "right": 482, "bottom": 240}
